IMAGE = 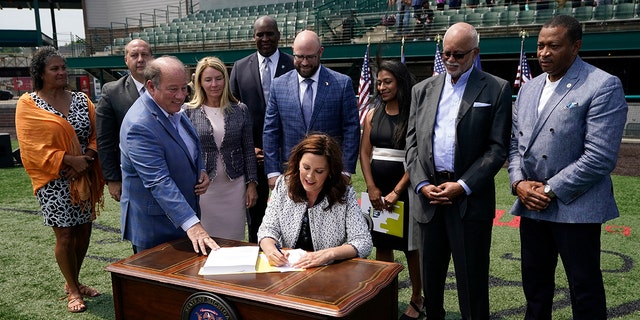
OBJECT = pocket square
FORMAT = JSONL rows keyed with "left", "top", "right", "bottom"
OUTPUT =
{"left": 566, "top": 102, "right": 579, "bottom": 109}
{"left": 472, "top": 102, "right": 491, "bottom": 108}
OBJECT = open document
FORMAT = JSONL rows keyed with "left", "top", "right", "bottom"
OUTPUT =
{"left": 199, "top": 246, "right": 305, "bottom": 275}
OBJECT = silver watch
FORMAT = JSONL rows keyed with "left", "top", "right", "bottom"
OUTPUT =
{"left": 543, "top": 184, "right": 555, "bottom": 198}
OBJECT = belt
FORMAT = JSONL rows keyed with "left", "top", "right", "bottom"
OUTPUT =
{"left": 435, "top": 171, "right": 455, "bottom": 181}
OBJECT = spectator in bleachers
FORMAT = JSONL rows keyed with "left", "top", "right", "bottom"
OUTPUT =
{"left": 414, "top": 1, "right": 434, "bottom": 39}
{"left": 436, "top": 0, "right": 446, "bottom": 10}
{"left": 230, "top": 16, "right": 295, "bottom": 243}
{"left": 449, "top": 0, "right": 462, "bottom": 9}
{"left": 263, "top": 30, "right": 360, "bottom": 191}
{"left": 390, "top": 0, "right": 412, "bottom": 35}
{"left": 96, "top": 39, "right": 153, "bottom": 202}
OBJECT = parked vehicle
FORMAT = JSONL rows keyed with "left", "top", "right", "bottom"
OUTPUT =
{"left": 0, "top": 90, "right": 14, "bottom": 100}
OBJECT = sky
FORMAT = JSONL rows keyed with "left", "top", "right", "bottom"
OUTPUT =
{"left": 0, "top": 8, "right": 85, "bottom": 45}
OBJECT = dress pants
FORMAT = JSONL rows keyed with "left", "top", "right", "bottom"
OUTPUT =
{"left": 520, "top": 217, "right": 606, "bottom": 320}
{"left": 247, "top": 162, "right": 269, "bottom": 243}
{"left": 419, "top": 201, "right": 493, "bottom": 320}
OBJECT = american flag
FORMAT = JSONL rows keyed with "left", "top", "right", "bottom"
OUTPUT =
{"left": 358, "top": 44, "right": 372, "bottom": 126}
{"left": 433, "top": 45, "right": 446, "bottom": 76}
{"left": 514, "top": 44, "right": 532, "bottom": 88}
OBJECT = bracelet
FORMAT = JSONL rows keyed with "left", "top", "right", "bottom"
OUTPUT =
{"left": 511, "top": 180, "right": 524, "bottom": 195}
{"left": 392, "top": 189, "right": 400, "bottom": 195}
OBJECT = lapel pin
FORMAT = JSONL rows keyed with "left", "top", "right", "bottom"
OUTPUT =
{"left": 325, "top": 82, "right": 329, "bottom": 86}
{"left": 566, "top": 83, "right": 572, "bottom": 88}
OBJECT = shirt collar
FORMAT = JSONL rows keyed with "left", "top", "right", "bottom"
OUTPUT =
{"left": 258, "top": 50, "right": 280, "bottom": 65}
{"left": 132, "top": 77, "right": 145, "bottom": 93}
{"left": 445, "top": 66, "right": 474, "bottom": 87}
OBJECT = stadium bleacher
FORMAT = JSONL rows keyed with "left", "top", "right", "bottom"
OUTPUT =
{"left": 102, "top": 0, "right": 639, "bottom": 55}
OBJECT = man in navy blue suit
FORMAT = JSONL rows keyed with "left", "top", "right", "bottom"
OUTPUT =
{"left": 263, "top": 30, "right": 360, "bottom": 189}
{"left": 230, "top": 16, "right": 294, "bottom": 243}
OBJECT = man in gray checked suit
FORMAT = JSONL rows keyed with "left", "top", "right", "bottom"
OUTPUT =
{"left": 509, "top": 15, "right": 628, "bottom": 319}
{"left": 96, "top": 39, "right": 154, "bottom": 202}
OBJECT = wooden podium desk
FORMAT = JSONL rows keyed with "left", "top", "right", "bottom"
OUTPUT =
{"left": 106, "top": 238, "right": 403, "bottom": 319}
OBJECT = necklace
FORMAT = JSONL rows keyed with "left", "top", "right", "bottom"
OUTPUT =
{"left": 204, "top": 104, "right": 221, "bottom": 117}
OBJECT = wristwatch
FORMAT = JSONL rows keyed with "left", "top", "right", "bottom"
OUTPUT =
{"left": 543, "top": 184, "right": 555, "bottom": 198}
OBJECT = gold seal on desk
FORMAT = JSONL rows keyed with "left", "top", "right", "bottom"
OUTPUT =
{"left": 181, "top": 292, "right": 238, "bottom": 320}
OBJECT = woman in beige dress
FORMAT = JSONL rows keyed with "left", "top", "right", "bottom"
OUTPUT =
{"left": 185, "top": 57, "right": 258, "bottom": 241}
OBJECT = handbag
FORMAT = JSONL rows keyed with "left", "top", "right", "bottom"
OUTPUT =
{"left": 382, "top": 13, "right": 396, "bottom": 26}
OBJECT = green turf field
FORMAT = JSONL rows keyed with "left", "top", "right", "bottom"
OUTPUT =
{"left": 1, "top": 162, "right": 638, "bottom": 319}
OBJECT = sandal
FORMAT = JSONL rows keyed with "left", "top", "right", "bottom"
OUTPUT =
{"left": 67, "top": 296, "right": 86, "bottom": 313}
{"left": 398, "top": 298, "right": 424, "bottom": 320}
{"left": 65, "top": 284, "right": 101, "bottom": 297}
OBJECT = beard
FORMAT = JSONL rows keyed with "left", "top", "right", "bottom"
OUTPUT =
{"left": 295, "top": 63, "right": 320, "bottom": 79}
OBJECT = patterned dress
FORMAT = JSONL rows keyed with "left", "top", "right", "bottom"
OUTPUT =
{"left": 32, "top": 92, "right": 93, "bottom": 227}
{"left": 369, "top": 106, "right": 419, "bottom": 251}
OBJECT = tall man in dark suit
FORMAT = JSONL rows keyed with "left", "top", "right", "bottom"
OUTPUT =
{"left": 406, "top": 22, "right": 512, "bottom": 319}
{"left": 230, "top": 16, "right": 294, "bottom": 243}
{"left": 96, "top": 39, "right": 154, "bottom": 202}
{"left": 120, "top": 56, "right": 219, "bottom": 254}
{"left": 263, "top": 30, "right": 360, "bottom": 189}
{"left": 509, "top": 15, "right": 627, "bottom": 319}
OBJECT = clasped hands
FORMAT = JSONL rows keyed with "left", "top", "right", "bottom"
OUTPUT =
{"left": 420, "top": 182, "right": 465, "bottom": 205}
{"left": 514, "top": 180, "right": 552, "bottom": 211}
{"left": 62, "top": 151, "right": 96, "bottom": 181}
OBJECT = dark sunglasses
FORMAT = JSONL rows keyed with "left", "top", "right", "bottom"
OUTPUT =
{"left": 441, "top": 48, "right": 475, "bottom": 60}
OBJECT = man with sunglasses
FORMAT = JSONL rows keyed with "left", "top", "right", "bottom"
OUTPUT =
{"left": 263, "top": 30, "right": 360, "bottom": 190}
{"left": 406, "top": 22, "right": 512, "bottom": 319}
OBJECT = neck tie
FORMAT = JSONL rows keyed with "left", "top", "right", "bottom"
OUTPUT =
{"left": 261, "top": 57, "right": 271, "bottom": 103}
{"left": 140, "top": 87, "right": 146, "bottom": 96}
{"left": 302, "top": 78, "right": 314, "bottom": 128}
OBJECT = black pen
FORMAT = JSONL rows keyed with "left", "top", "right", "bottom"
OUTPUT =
{"left": 275, "top": 244, "right": 284, "bottom": 255}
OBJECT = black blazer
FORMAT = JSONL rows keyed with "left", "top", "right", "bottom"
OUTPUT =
{"left": 229, "top": 50, "right": 294, "bottom": 149}
{"left": 96, "top": 74, "right": 140, "bottom": 182}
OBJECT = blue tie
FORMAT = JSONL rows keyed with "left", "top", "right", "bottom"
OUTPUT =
{"left": 261, "top": 57, "right": 271, "bottom": 103}
{"left": 170, "top": 113, "right": 197, "bottom": 161}
{"left": 302, "top": 78, "right": 314, "bottom": 128}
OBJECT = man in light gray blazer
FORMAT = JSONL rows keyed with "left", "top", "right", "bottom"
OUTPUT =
{"left": 96, "top": 39, "right": 153, "bottom": 202}
{"left": 509, "top": 15, "right": 628, "bottom": 319}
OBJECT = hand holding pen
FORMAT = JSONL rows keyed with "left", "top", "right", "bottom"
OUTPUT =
{"left": 259, "top": 237, "right": 290, "bottom": 267}
{"left": 271, "top": 244, "right": 290, "bottom": 267}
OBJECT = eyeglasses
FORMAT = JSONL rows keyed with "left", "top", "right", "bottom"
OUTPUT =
{"left": 293, "top": 54, "right": 318, "bottom": 61}
{"left": 441, "top": 48, "right": 475, "bottom": 60}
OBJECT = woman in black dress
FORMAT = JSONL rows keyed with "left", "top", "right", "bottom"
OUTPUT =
{"left": 360, "top": 60, "right": 422, "bottom": 320}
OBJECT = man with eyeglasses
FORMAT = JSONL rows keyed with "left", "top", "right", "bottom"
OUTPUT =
{"left": 230, "top": 16, "right": 294, "bottom": 244}
{"left": 120, "top": 56, "right": 220, "bottom": 255}
{"left": 406, "top": 22, "right": 512, "bottom": 319}
{"left": 263, "top": 30, "right": 360, "bottom": 190}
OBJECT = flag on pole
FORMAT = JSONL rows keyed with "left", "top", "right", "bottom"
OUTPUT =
{"left": 433, "top": 45, "right": 446, "bottom": 76}
{"left": 401, "top": 37, "right": 406, "bottom": 64}
{"left": 514, "top": 36, "right": 532, "bottom": 88}
{"left": 473, "top": 54, "right": 482, "bottom": 71}
{"left": 358, "top": 44, "right": 372, "bottom": 126}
